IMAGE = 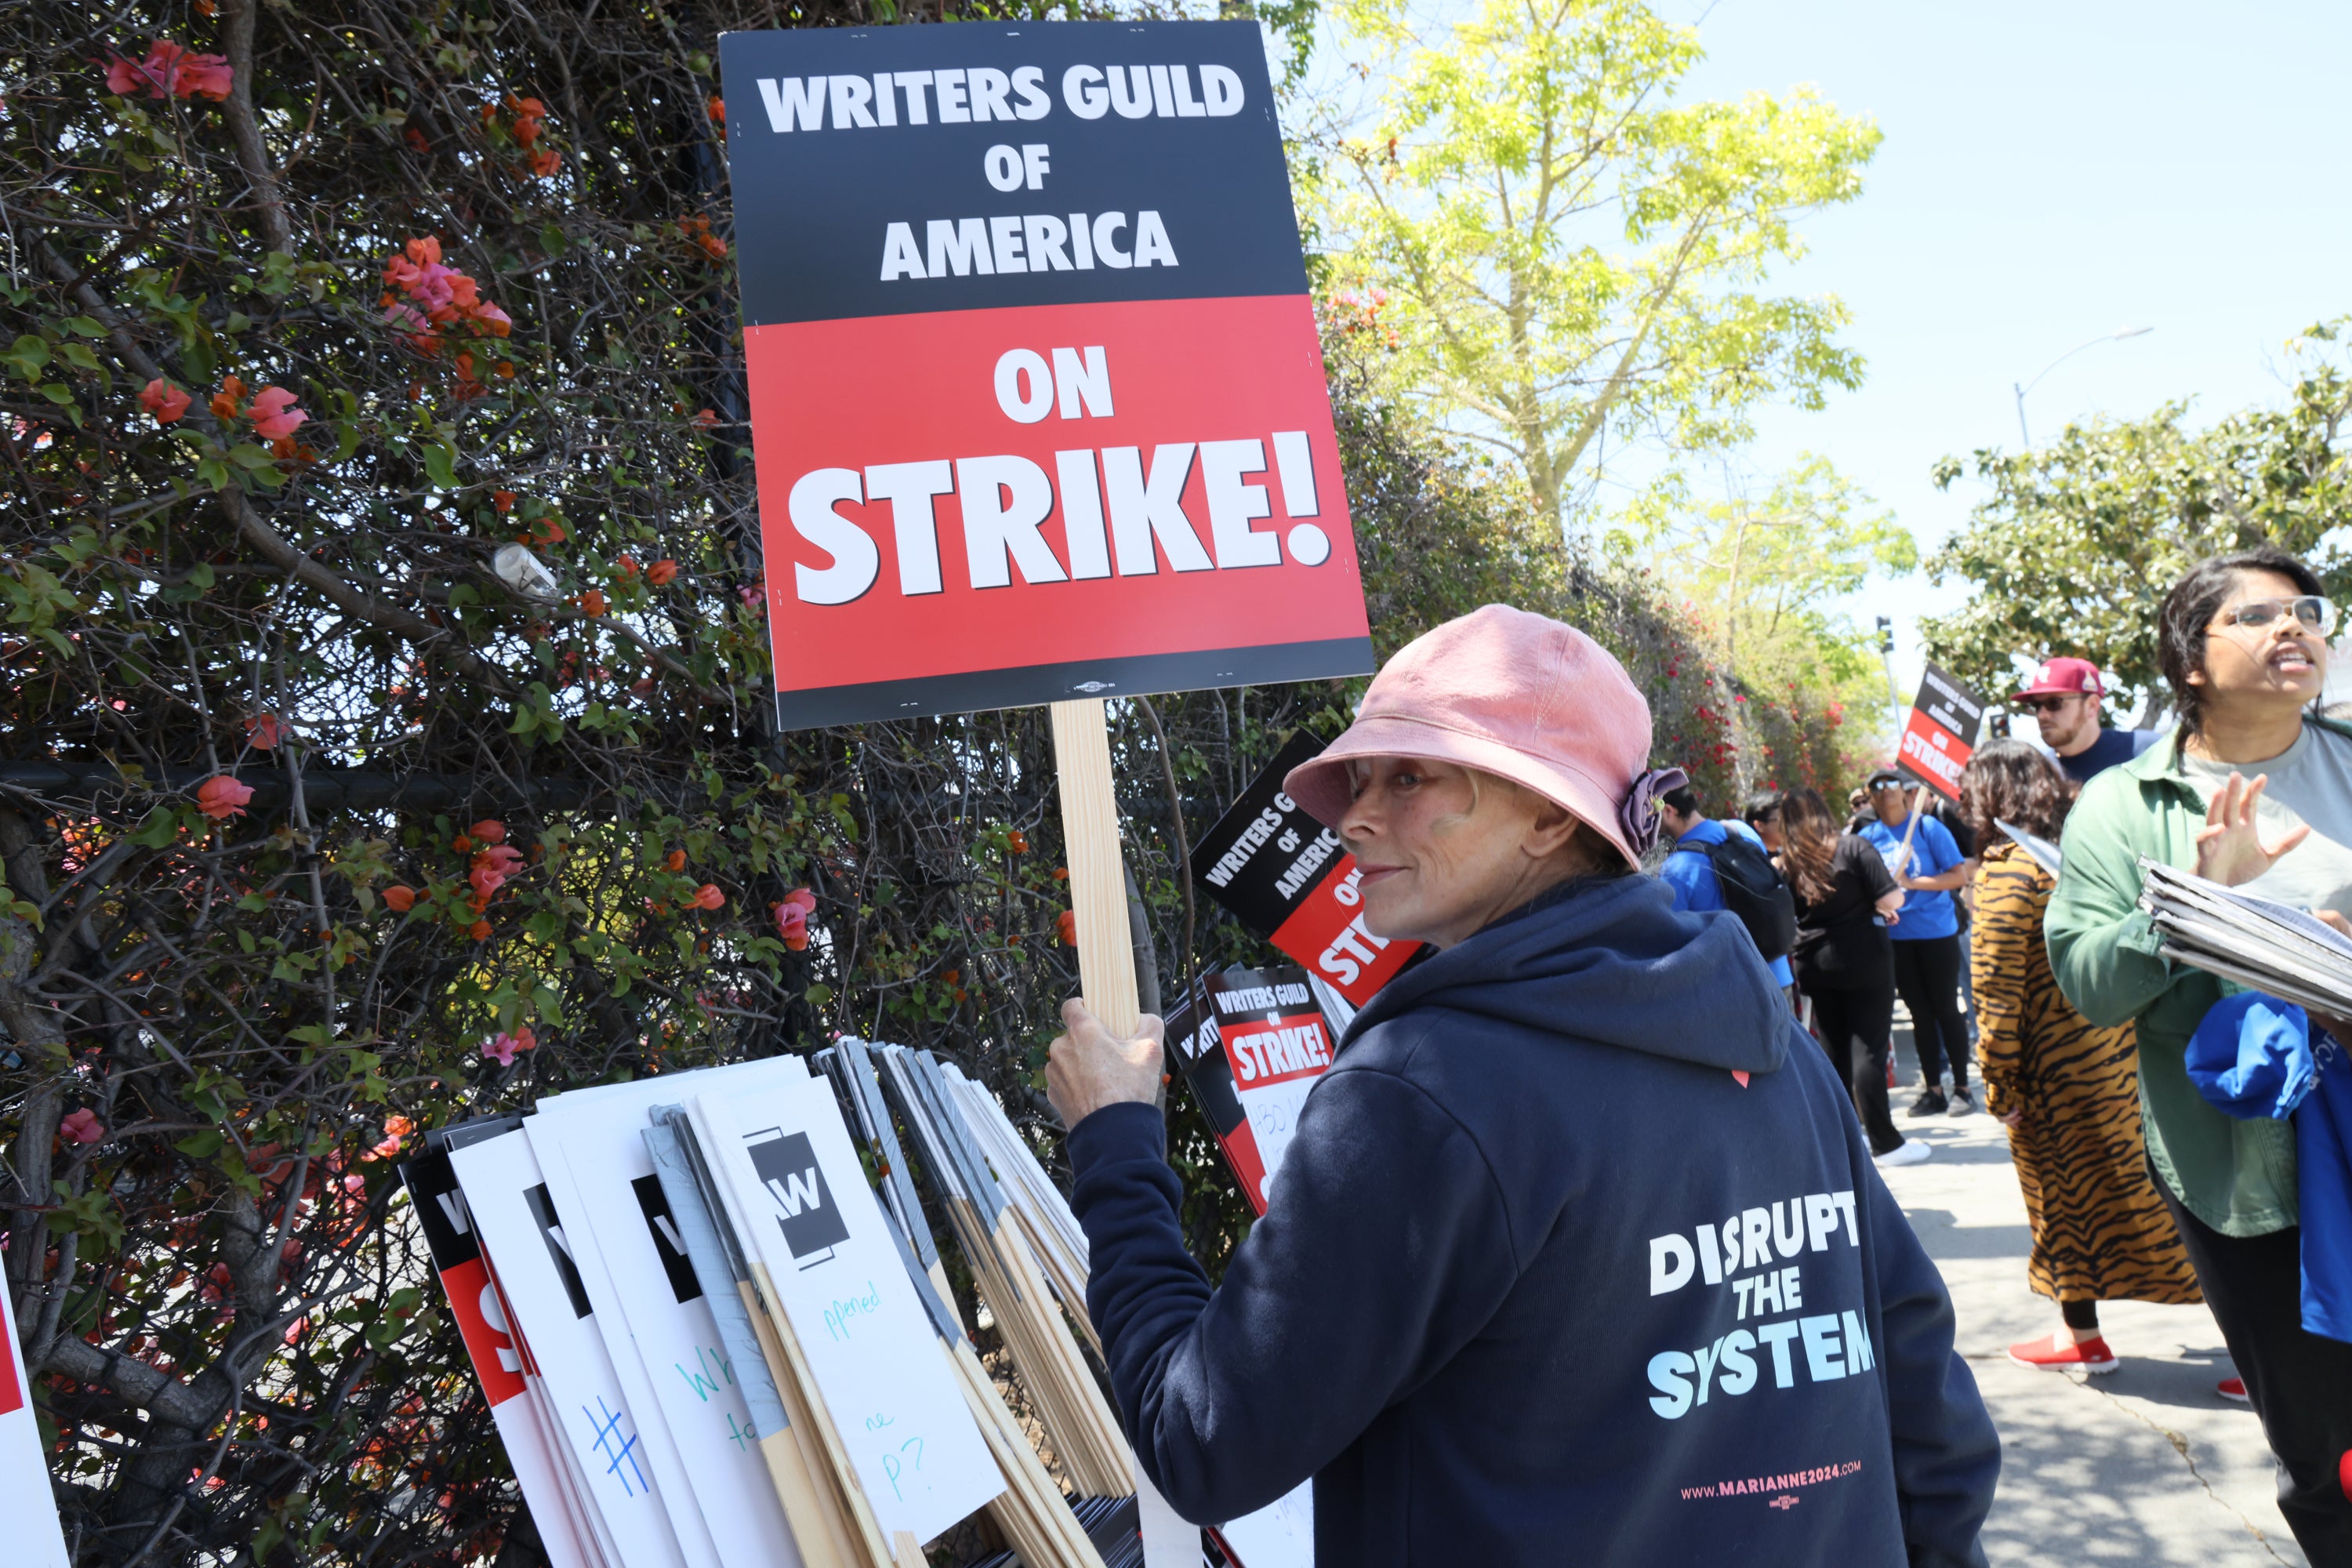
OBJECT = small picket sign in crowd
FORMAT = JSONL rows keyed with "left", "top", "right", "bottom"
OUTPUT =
{"left": 395, "top": 1042, "right": 1237, "bottom": 1568}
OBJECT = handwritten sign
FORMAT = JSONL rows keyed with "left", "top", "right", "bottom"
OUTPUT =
{"left": 402, "top": 1149, "right": 593, "bottom": 1568}
{"left": 451, "top": 1130, "right": 692, "bottom": 1568}
{"left": 529, "top": 1067, "right": 807, "bottom": 1568}
{"left": 691, "top": 1076, "right": 1001, "bottom": 1541}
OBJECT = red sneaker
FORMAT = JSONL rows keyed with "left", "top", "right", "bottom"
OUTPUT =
{"left": 2218, "top": 1377, "right": 2249, "bottom": 1403}
{"left": 2006, "top": 1333, "right": 2118, "bottom": 1373}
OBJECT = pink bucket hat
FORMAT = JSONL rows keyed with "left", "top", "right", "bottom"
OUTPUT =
{"left": 1282, "top": 604, "right": 1685, "bottom": 869}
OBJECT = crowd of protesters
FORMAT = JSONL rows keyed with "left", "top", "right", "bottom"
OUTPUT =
{"left": 1046, "top": 554, "right": 2347, "bottom": 1566}
{"left": 1659, "top": 546, "right": 2352, "bottom": 1562}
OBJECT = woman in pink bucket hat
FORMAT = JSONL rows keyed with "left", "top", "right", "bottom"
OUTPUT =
{"left": 1049, "top": 605, "right": 1997, "bottom": 1566}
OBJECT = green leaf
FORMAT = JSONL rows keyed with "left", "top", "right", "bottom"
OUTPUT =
{"left": 3, "top": 335, "right": 50, "bottom": 378}
{"left": 422, "top": 442, "right": 459, "bottom": 490}
{"left": 174, "top": 1130, "right": 224, "bottom": 1158}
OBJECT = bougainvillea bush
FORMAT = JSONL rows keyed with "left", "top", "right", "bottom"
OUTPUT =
{"left": 1, "top": 2, "right": 1864, "bottom": 1563}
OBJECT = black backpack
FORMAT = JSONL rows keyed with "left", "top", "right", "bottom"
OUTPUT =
{"left": 1693, "top": 832, "right": 1798, "bottom": 963}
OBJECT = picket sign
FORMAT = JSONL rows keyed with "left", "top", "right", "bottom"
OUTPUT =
{"left": 0, "top": 1269, "right": 70, "bottom": 1566}
{"left": 528, "top": 1067, "right": 811, "bottom": 1568}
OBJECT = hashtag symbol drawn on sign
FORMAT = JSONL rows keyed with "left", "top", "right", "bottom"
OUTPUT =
{"left": 586, "top": 1397, "right": 649, "bottom": 1497}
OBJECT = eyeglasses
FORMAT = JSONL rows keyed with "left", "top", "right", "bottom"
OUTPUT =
{"left": 2210, "top": 595, "right": 2336, "bottom": 637}
{"left": 2015, "top": 694, "right": 2085, "bottom": 715}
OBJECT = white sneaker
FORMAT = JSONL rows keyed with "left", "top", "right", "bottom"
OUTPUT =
{"left": 1875, "top": 1140, "right": 1933, "bottom": 1167}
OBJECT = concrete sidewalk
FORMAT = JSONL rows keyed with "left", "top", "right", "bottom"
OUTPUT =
{"left": 1876, "top": 1047, "right": 2306, "bottom": 1566}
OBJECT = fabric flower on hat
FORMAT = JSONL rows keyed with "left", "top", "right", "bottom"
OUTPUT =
{"left": 774, "top": 887, "right": 817, "bottom": 951}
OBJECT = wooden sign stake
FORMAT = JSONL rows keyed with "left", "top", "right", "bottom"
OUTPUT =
{"left": 1049, "top": 697, "right": 1196, "bottom": 1568}
{"left": 1051, "top": 699, "right": 1143, "bottom": 1039}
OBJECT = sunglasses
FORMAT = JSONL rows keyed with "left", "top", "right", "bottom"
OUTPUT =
{"left": 2210, "top": 595, "right": 2336, "bottom": 637}
{"left": 2015, "top": 693, "right": 2085, "bottom": 715}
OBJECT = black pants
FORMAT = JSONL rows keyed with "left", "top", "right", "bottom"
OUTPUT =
{"left": 1892, "top": 935, "right": 1969, "bottom": 1090}
{"left": 2156, "top": 1173, "right": 2352, "bottom": 1563}
{"left": 1809, "top": 984, "right": 1904, "bottom": 1156}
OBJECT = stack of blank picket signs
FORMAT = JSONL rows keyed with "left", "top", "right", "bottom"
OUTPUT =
{"left": 404, "top": 1041, "right": 1305, "bottom": 1568}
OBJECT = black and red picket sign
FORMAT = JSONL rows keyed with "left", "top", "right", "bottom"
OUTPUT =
{"left": 720, "top": 22, "right": 1374, "bottom": 729}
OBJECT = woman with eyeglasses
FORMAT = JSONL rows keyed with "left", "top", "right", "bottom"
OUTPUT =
{"left": 2047, "top": 546, "right": 2352, "bottom": 1560}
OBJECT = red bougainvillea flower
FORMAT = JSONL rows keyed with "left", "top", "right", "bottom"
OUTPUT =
{"left": 492, "top": 489, "right": 517, "bottom": 514}
{"left": 382, "top": 885, "right": 417, "bottom": 913}
{"left": 469, "top": 919, "right": 493, "bottom": 941}
{"left": 245, "top": 386, "right": 308, "bottom": 441}
{"left": 615, "top": 554, "right": 641, "bottom": 579}
{"left": 481, "top": 1025, "right": 537, "bottom": 1066}
{"left": 209, "top": 374, "right": 246, "bottom": 422}
{"left": 1057, "top": 909, "right": 1080, "bottom": 946}
{"left": 58, "top": 1109, "right": 104, "bottom": 1145}
{"left": 137, "top": 378, "right": 191, "bottom": 423}
{"left": 579, "top": 589, "right": 607, "bottom": 617}
{"left": 527, "top": 147, "right": 561, "bottom": 178}
{"left": 105, "top": 39, "right": 232, "bottom": 101}
{"left": 678, "top": 215, "right": 729, "bottom": 260}
{"left": 244, "top": 712, "right": 282, "bottom": 749}
{"left": 470, "top": 819, "right": 507, "bottom": 844}
{"left": 707, "top": 96, "right": 726, "bottom": 125}
{"left": 740, "top": 583, "right": 766, "bottom": 612}
{"left": 1007, "top": 829, "right": 1029, "bottom": 854}
{"left": 646, "top": 559, "right": 679, "bottom": 586}
{"left": 663, "top": 849, "right": 687, "bottom": 871}
{"left": 692, "top": 884, "right": 725, "bottom": 912}
{"left": 195, "top": 775, "right": 254, "bottom": 821}
{"left": 1052, "top": 866, "right": 1069, "bottom": 881}
{"left": 774, "top": 887, "right": 817, "bottom": 951}
{"left": 691, "top": 408, "right": 718, "bottom": 429}
{"left": 363, "top": 1113, "right": 414, "bottom": 1162}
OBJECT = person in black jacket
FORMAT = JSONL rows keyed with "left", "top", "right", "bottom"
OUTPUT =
{"left": 1047, "top": 606, "right": 1998, "bottom": 1566}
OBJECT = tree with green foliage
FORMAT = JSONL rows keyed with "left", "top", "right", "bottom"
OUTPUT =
{"left": 1923, "top": 321, "right": 2352, "bottom": 716}
{"left": 1610, "top": 456, "right": 1907, "bottom": 792}
{"left": 1303, "top": 0, "right": 1880, "bottom": 532}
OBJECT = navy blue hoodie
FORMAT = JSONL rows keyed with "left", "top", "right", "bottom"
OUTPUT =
{"left": 1069, "top": 873, "right": 1998, "bottom": 1566}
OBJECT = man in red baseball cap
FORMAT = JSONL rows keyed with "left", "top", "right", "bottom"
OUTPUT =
{"left": 2016, "top": 656, "right": 2157, "bottom": 784}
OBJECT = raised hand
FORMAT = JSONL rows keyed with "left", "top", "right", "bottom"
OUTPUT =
{"left": 2194, "top": 771, "right": 2310, "bottom": 887}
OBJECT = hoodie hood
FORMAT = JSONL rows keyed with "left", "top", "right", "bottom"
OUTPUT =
{"left": 1345, "top": 873, "right": 1790, "bottom": 1077}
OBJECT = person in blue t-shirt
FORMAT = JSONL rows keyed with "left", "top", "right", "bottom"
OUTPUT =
{"left": 1860, "top": 770, "right": 1976, "bottom": 1116}
{"left": 1657, "top": 786, "right": 1795, "bottom": 994}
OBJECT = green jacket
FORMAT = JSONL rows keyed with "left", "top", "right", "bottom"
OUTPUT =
{"left": 2043, "top": 720, "right": 2347, "bottom": 1237}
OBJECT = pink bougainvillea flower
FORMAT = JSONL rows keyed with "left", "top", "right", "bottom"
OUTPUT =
{"left": 137, "top": 378, "right": 191, "bottom": 424}
{"left": 105, "top": 39, "right": 232, "bottom": 102}
{"left": 245, "top": 386, "right": 308, "bottom": 441}
{"left": 691, "top": 883, "right": 725, "bottom": 912}
{"left": 481, "top": 1025, "right": 537, "bottom": 1066}
{"left": 244, "top": 712, "right": 282, "bottom": 750}
{"left": 195, "top": 774, "right": 254, "bottom": 821}
{"left": 469, "top": 818, "right": 507, "bottom": 844}
{"left": 58, "top": 1109, "right": 105, "bottom": 1145}
{"left": 468, "top": 842, "right": 524, "bottom": 900}
{"left": 774, "top": 887, "right": 817, "bottom": 951}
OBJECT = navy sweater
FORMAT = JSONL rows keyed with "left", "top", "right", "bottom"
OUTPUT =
{"left": 1069, "top": 874, "right": 1998, "bottom": 1566}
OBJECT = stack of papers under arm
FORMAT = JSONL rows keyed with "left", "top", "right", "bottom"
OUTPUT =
{"left": 2138, "top": 857, "right": 2352, "bottom": 1018}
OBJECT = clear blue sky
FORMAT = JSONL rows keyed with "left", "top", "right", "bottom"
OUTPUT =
{"left": 1666, "top": 0, "right": 2352, "bottom": 715}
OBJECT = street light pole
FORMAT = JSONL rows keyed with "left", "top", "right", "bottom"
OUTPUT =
{"left": 2015, "top": 326, "right": 2154, "bottom": 447}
